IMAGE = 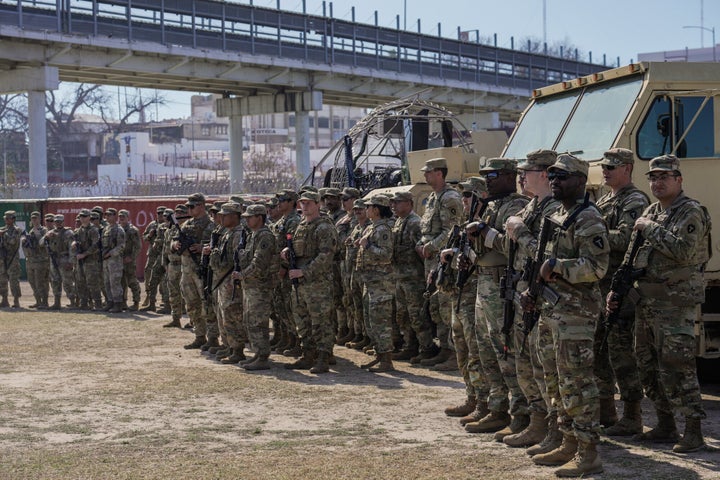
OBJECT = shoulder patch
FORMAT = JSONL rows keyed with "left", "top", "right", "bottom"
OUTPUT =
{"left": 593, "top": 236, "right": 604, "bottom": 249}
{"left": 629, "top": 210, "right": 637, "bottom": 220}
{"left": 688, "top": 224, "right": 695, "bottom": 234}
{"left": 449, "top": 207, "right": 457, "bottom": 216}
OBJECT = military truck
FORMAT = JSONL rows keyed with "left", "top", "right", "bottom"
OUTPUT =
{"left": 502, "top": 61, "right": 720, "bottom": 358}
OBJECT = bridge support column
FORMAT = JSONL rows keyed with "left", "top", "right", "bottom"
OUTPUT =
{"left": 459, "top": 112, "right": 501, "bottom": 130}
{"left": 295, "top": 111, "right": 311, "bottom": 181}
{"left": 28, "top": 90, "right": 48, "bottom": 186}
{"left": 227, "top": 113, "right": 243, "bottom": 192}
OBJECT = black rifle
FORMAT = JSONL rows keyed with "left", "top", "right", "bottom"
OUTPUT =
{"left": 424, "top": 224, "right": 460, "bottom": 300}
{"left": 22, "top": 229, "right": 38, "bottom": 251}
{"left": 73, "top": 232, "right": 86, "bottom": 278}
{"left": 602, "top": 232, "right": 645, "bottom": 346}
{"left": 500, "top": 239, "right": 522, "bottom": 359}
{"left": 286, "top": 233, "right": 300, "bottom": 303}
{"left": 168, "top": 214, "right": 199, "bottom": 263}
{"left": 230, "top": 228, "right": 248, "bottom": 301}
{"left": 45, "top": 237, "right": 60, "bottom": 273}
{"left": 454, "top": 194, "right": 479, "bottom": 313}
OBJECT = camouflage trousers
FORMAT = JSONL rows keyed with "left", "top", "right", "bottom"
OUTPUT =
{"left": 219, "top": 277, "right": 246, "bottom": 350}
{"left": 166, "top": 261, "right": 183, "bottom": 319}
{"left": 593, "top": 312, "right": 643, "bottom": 402}
{"left": 340, "top": 259, "right": 354, "bottom": 331}
{"left": 292, "top": 278, "right": 335, "bottom": 354}
{"left": 243, "top": 285, "right": 273, "bottom": 357}
{"left": 272, "top": 277, "right": 296, "bottom": 337}
{"left": 26, "top": 259, "right": 50, "bottom": 303}
{"left": 145, "top": 256, "right": 169, "bottom": 304}
{"left": 360, "top": 272, "right": 395, "bottom": 354}
{"left": 143, "top": 251, "right": 158, "bottom": 292}
{"left": 450, "top": 277, "right": 488, "bottom": 399}
{"left": 121, "top": 259, "right": 141, "bottom": 304}
{"left": 349, "top": 270, "right": 365, "bottom": 335}
{"left": 102, "top": 256, "right": 122, "bottom": 303}
{"left": 75, "top": 260, "right": 102, "bottom": 306}
{"left": 475, "top": 269, "right": 528, "bottom": 416}
{"left": 513, "top": 306, "right": 551, "bottom": 415}
{"left": 635, "top": 299, "right": 705, "bottom": 419}
{"left": 181, "top": 260, "right": 209, "bottom": 337}
{"left": 395, "top": 274, "right": 435, "bottom": 352}
{"left": 332, "top": 262, "right": 346, "bottom": 334}
{"left": 0, "top": 256, "right": 21, "bottom": 299}
{"left": 544, "top": 306, "right": 600, "bottom": 445}
{"left": 424, "top": 259, "right": 452, "bottom": 350}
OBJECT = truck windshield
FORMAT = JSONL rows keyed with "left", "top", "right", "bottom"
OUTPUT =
{"left": 505, "top": 77, "right": 643, "bottom": 160}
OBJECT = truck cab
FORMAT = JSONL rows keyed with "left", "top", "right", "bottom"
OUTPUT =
{"left": 502, "top": 61, "right": 720, "bottom": 358}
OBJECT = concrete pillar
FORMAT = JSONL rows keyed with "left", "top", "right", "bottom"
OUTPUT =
{"left": 228, "top": 113, "right": 243, "bottom": 192}
{"left": 457, "top": 111, "right": 501, "bottom": 130}
{"left": 295, "top": 111, "right": 310, "bottom": 181}
{"left": 27, "top": 90, "right": 48, "bottom": 186}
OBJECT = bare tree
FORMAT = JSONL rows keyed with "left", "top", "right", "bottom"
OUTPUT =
{"left": 518, "top": 35, "right": 586, "bottom": 61}
{"left": 97, "top": 88, "right": 167, "bottom": 135}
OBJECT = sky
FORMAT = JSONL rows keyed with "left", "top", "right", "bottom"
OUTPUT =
{"left": 135, "top": 0, "right": 720, "bottom": 120}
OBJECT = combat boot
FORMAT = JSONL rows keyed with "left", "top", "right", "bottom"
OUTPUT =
{"left": 599, "top": 396, "right": 618, "bottom": 427}
{"left": 140, "top": 295, "right": 151, "bottom": 308}
{"left": 282, "top": 336, "right": 302, "bottom": 357}
{"left": 273, "top": 332, "right": 289, "bottom": 353}
{"left": 504, "top": 411, "right": 548, "bottom": 448}
{"left": 93, "top": 297, "right": 104, "bottom": 311}
{"left": 49, "top": 296, "right": 61, "bottom": 310}
{"left": 215, "top": 347, "right": 234, "bottom": 360}
{"left": 672, "top": 417, "right": 705, "bottom": 453}
{"left": 361, "top": 354, "right": 381, "bottom": 370}
{"left": 37, "top": 297, "right": 49, "bottom": 309}
{"left": 393, "top": 346, "right": 418, "bottom": 361}
{"left": 109, "top": 302, "right": 123, "bottom": 313}
{"left": 139, "top": 299, "right": 156, "bottom": 312}
{"left": 127, "top": 301, "right": 140, "bottom": 312}
{"left": 368, "top": 352, "right": 394, "bottom": 373}
{"left": 309, "top": 351, "right": 331, "bottom": 374}
{"left": 430, "top": 352, "right": 459, "bottom": 371}
{"left": 184, "top": 335, "right": 206, "bottom": 350}
{"left": 465, "top": 411, "right": 511, "bottom": 434}
{"left": 344, "top": 333, "right": 362, "bottom": 348}
{"left": 531, "top": 433, "right": 578, "bottom": 466}
{"left": 156, "top": 304, "right": 171, "bottom": 314}
{"left": 445, "top": 396, "right": 477, "bottom": 417}
{"left": 348, "top": 335, "right": 370, "bottom": 350}
{"left": 335, "top": 326, "right": 349, "bottom": 345}
{"left": 269, "top": 327, "right": 282, "bottom": 347}
{"left": 604, "top": 401, "right": 643, "bottom": 436}
{"left": 337, "top": 329, "right": 356, "bottom": 346}
{"left": 554, "top": 439, "right": 603, "bottom": 477}
{"left": 494, "top": 413, "right": 530, "bottom": 442}
{"left": 222, "top": 350, "right": 248, "bottom": 365}
{"left": 419, "top": 347, "right": 452, "bottom": 367}
{"left": 243, "top": 355, "right": 271, "bottom": 371}
{"left": 208, "top": 345, "right": 225, "bottom": 355}
{"left": 410, "top": 343, "right": 440, "bottom": 365}
{"left": 633, "top": 410, "right": 679, "bottom": 443}
{"left": 79, "top": 299, "right": 89, "bottom": 311}
{"left": 200, "top": 337, "right": 219, "bottom": 352}
{"left": 163, "top": 316, "right": 182, "bottom": 328}
{"left": 0, "top": 296, "right": 9, "bottom": 307}
{"left": 29, "top": 296, "right": 39, "bottom": 308}
{"left": 285, "top": 349, "right": 316, "bottom": 370}
{"left": 527, "top": 413, "right": 562, "bottom": 456}
{"left": 460, "top": 399, "right": 490, "bottom": 426}
{"left": 12, "top": 297, "right": 20, "bottom": 308}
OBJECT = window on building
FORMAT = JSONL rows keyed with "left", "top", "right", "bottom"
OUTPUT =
{"left": 333, "top": 117, "right": 342, "bottom": 129}
{"left": 317, "top": 117, "right": 329, "bottom": 128}
{"left": 216, "top": 125, "right": 228, "bottom": 135}
{"left": 288, "top": 115, "right": 295, "bottom": 127}
{"left": 201, "top": 126, "right": 211, "bottom": 136}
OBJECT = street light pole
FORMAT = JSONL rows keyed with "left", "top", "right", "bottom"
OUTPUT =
{"left": 683, "top": 25, "right": 716, "bottom": 62}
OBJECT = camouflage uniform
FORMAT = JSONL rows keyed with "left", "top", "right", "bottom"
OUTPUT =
{"left": 43, "top": 221, "right": 78, "bottom": 305}
{"left": 101, "top": 222, "right": 126, "bottom": 304}
{"left": 633, "top": 192, "right": 710, "bottom": 421}
{"left": 143, "top": 214, "right": 170, "bottom": 307}
{"left": 151, "top": 220, "right": 170, "bottom": 307}
{"left": 22, "top": 220, "right": 50, "bottom": 307}
{"left": 121, "top": 220, "right": 142, "bottom": 307}
{"left": 178, "top": 210, "right": 214, "bottom": 338}
{"left": 418, "top": 185, "right": 463, "bottom": 350}
{"left": 594, "top": 184, "right": 648, "bottom": 411}
{"left": 335, "top": 210, "right": 357, "bottom": 336}
{"left": 0, "top": 221, "right": 22, "bottom": 304}
{"left": 291, "top": 215, "right": 338, "bottom": 355}
{"left": 73, "top": 220, "right": 102, "bottom": 309}
{"left": 270, "top": 208, "right": 301, "bottom": 346}
{"left": 205, "top": 223, "right": 225, "bottom": 342}
{"left": 347, "top": 218, "right": 368, "bottom": 338}
{"left": 356, "top": 217, "right": 395, "bottom": 354}
{"left": 163, "top": 212, "right": 185, "bottom": 323}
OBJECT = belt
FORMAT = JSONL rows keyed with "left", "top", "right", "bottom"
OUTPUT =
{"left": 477, "top": 265, "right": 503, "bottom": 275}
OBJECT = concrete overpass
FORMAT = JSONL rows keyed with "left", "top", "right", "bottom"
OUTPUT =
{"left": 0, "top": 0, "right": 608, "bottom": 190}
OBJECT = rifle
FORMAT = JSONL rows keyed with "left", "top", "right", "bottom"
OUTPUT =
{"left": 45, "top": 237, "right": 60, "bottom": 273}
{"left": 454, "top": 194, "right": 481, "bottom": 313}
{"left": 22, "top": 229, "right": 38, "bottom": 251}
{"left": 231, "top": 228, "right": 248, "bottom": 302}
{"left": 168, "top": 214, "right": 199, "bottom": 263}
{"left": 73, "top": 231, "right": 86, "bottom": 278}
{"left": 286, "top": 233, "right": 300, "bottom": 303}
{"left": 602, "top": 232, "right": 645, "bottom": 347}
{"left": 423, "top": 224, "right": 460, "bottom": 300}
{"left": 500, "top": 239, "right": 522, "bottom": 359}
{"left": 202, "top": 229, "right": 222, "bottom": 310}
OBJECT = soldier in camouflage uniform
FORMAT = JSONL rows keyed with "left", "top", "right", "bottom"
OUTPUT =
{"left": 42, "top": 214, "right": 78, "bottom": 310}
{"left": 175, "top": 193, "right": 215, "bottom": 349}
{"left": 270, "top": 190, "right": 301, "bottom": 356}
{"left": 525, "top": 154, "right": 608, "bottom": 477}
{"left": 441, "top": 178, "right": 491, "bottom": 421}
{"left": 355, "top": 195, "right": 396, "bottom": 372}
{"left": 321, "top": 187, "right": 346, "bottom": 340}
{"left": 415, "top": 157, "right": 464, "bottom": 366}
{"left": 118, "top": 210, "right": 142, "bottom": 311}
{"left": 100, "top": 209, "right": 126, "bottom": 313}
{"left": 90, "top": 208, "right": 108, "bottom": 306}
{"left": 0, "top": 210, "right": 23, "bottom": 307}
{"left": 503, "top": 150, "right": 562, "bottom": 451}
{"left": 335, "top": 187, "right": 361, "bottom": 345}
{"left": 345, "top": 199, "right": 370, "bottom": 348}
{"left": 210, "top": 202, "right": 249, "bottom": 364}
{"left": 282, "top": 191, "right": 339, "bottom": 374}
{"left": 609, "top": 155, "right": 711, "bottom": 453}
{"left": 140, "top": 206, "right": 168, "bottom": 311}
{"left": 162, "top": 205, "right": 189, "bottom": 328}
{"left": 23, "top": 211, "right": 50, "bottom": 309}
{"left": 592, "top": 148, "right": 649, "bottom": 436}
{"left": 151, "top": 213, "right": 171, "bottom": 314}
{"left": 467, "top": 158, "right": 530, "bottom": 437}
{"left": 234, "top": 204, "right": 277, "bottom": 370}
{"left": 390, "top": 191, "right": 436, "bottom": 361}
{"left": 200, "top": 203, "right": 225, "bottom": 353}
{"left": 72, "top": 209, "right": 102, "bottom": 310}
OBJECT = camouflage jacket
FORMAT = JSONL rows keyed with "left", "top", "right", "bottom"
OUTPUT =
{"left": 418, "top": 185, "right": 463, "bottom": 255}
{"left": 510, "top": 195, "right": 562, "bottom": 269}
{"left": 22, "top": 225, "right": 49, "bottom": 262}
{"left": 335, "top": 212, "right": 357, "bottom": 261}
{"left": 356, "top": 218, "right": 394, "bottom": 275}
{"left": 177, "top": 214, "right": 214, "bottom": 263}
{"left": 293, "top": 215, "right": 338, "bottom": 283}
{"left": 238, "top": 226, "right": 277, "bottom": 287}
{"left": 393, "top": 211, "right": 424, "bottom": 279}
{"left": 101, "top": 224, "right": 126, "bottom": 259}
{"left": 0, "top": 224, "right": 22, "bottom": 264}
{"left": 346, "top": 221, "right": 369, "bottom": 272}
{"left": 73, "top": 224, "right": 101, "bottom": 262}
{"left": 143, "top": 220, "right": 163, "bottom": 256}
{"left": 122, "top": 223, "right": 141, "bottom": 260}
{"left": 477, "top": 192, "right": 529, "bottom": 267}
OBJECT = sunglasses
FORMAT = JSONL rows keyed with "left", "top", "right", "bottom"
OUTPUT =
{"left": 648, "top": 173, "right": 679, "bottom": 183}
{"left": 601, "top": 164, "right": 619, "bottom": 171}
{"left": 518, "top": 169, "right": 544, "bottom": 178}
{"left": 462, "top": 191, "right": 476, "bottom": 198}
{"left": 547, "top": 171, "right": 578, "bottom": 181}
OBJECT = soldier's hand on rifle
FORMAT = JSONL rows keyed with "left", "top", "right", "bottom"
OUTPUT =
{"left": 633, "top": 217, "right": 653, "bottom": 232}
{"left": 505, "top": 216, "right": 524, "bottom": 241}
{"left": 77, "top": 252, "right": 87, "bottom": 260}
{"left": 189, "top": 243, "right": 202, "bottom": 254}
{"left": 278, "top": 267, "right": 288, "bottom": 279}
{"left": 420, "top": 243, "right": 434, "bottom": 259}
{"left": 457, "top": 253, "right": 472, "bottom": 271}
{"left": 518, "top": 288, "right": 535, "bottom": 312}
{"left": 439, "top": 248, "right": 453, "bottom": 264}
{"left": 280, "top": 247, "right": 289, "bottom": 261}
{"left": 288, "top": 268, "right": 304, "bottom": 280}
{"left": 202, "top": 244, "right": 211, "bottom": 256}
{"left": 540, "top": 258, "right": 559, "bottom": 282}
{"left": 605, "top": 291, "right": 620, "bottom": 316}
{"left": 232, "top": 271, "right": 243, "bottom": 281}
{"left": 465, "top": 221, "right": 486, "bottom": 238}
{"left": 171, "top": 240, "right": 180, "bottom": 252}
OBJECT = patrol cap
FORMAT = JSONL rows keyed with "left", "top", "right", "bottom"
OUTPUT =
{"left": 90, "top": 212, "right": 100, "bottom": 220}
{"left": 174, "top": 204, "right": 189, "bottom": 214}
{"left": 229, "top": 195, "right": 245, "bottom": 205}
{"left": 647, "top": 154, "right": 681, "bottom": 175}
{"left": 242, "top": 204, "right": 267, "bottom": 217}
{"left": 105, "top": 208, "right": 118, "bottom": 216}
{"left": 342, "top": 187, "right": 361, "bottom": 200}
{"left": 209, "top": 203, "right": 221, "bottom": 213}
{"left": 367, "top": 194, "right": 391, "bottom": 208}
{"left": 54, "top": 214, "right": 65, "bottom": 222}
{"left": 4, "top": 210, "right": 16, "bottom": 218}
{"left": 352, "top": 199, "right": 367, "bottom": 209}
{"left": 265, "top": 197, "right": 279, "bottom": 208}
{"left": 186, "top": 192, "right": 205, "bottom": 206}
{"left": 321, "top": 187, "right": 342, "bottom": 198}
{"left": 548, "top": 153, "right": 589, "bottom": 177}
{"left": 459, "top": 176, "right": 488, "bottom": 194}
{"left": 518, "top": 149, "right": 557, "bottom": 170}
{"left": 391, "top": 191, "right": 414, "bottom": 202}
{"left": 118, "top": 209, "right": 130, "bottom": 217}
{"left": 163, "top": 208, "right": 174, "bottom": 217}
{"left": 277, "top": 189, "right": 299, "bottom": 202}
{"left": 30, "top": 211, "right": 41, "bottom": 218}
{"left": 45, "top": 213, "right": 55, "bottom": 221}
{"left": 600, "top": 148, "right": 634, "bottom": 167}
{"left": 298, "top": 191, "right": 320, "bottom": 202}
{"left": 220, "top": 202, "right": 243, "bottom": 215}
{"left": 299, "top": 185, "right": 319, "bottom": 194}
{"left": 91, "top": 206, "right": 104, "bottom": 215}
{"left": 78, "top": 209, "right": 91, "bottom": 217}
{"left": 156, "top": 206, "right": 167, "bottom": 214}
{"left": 479, "top": 158, "right": 517, "bottom": 173}
{"left": 420, "top": 157, "right": 448, "bottom": 172}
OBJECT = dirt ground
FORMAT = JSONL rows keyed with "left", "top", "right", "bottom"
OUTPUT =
{"left": 0, "top": 282, "right": 718, "bottom": 480}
